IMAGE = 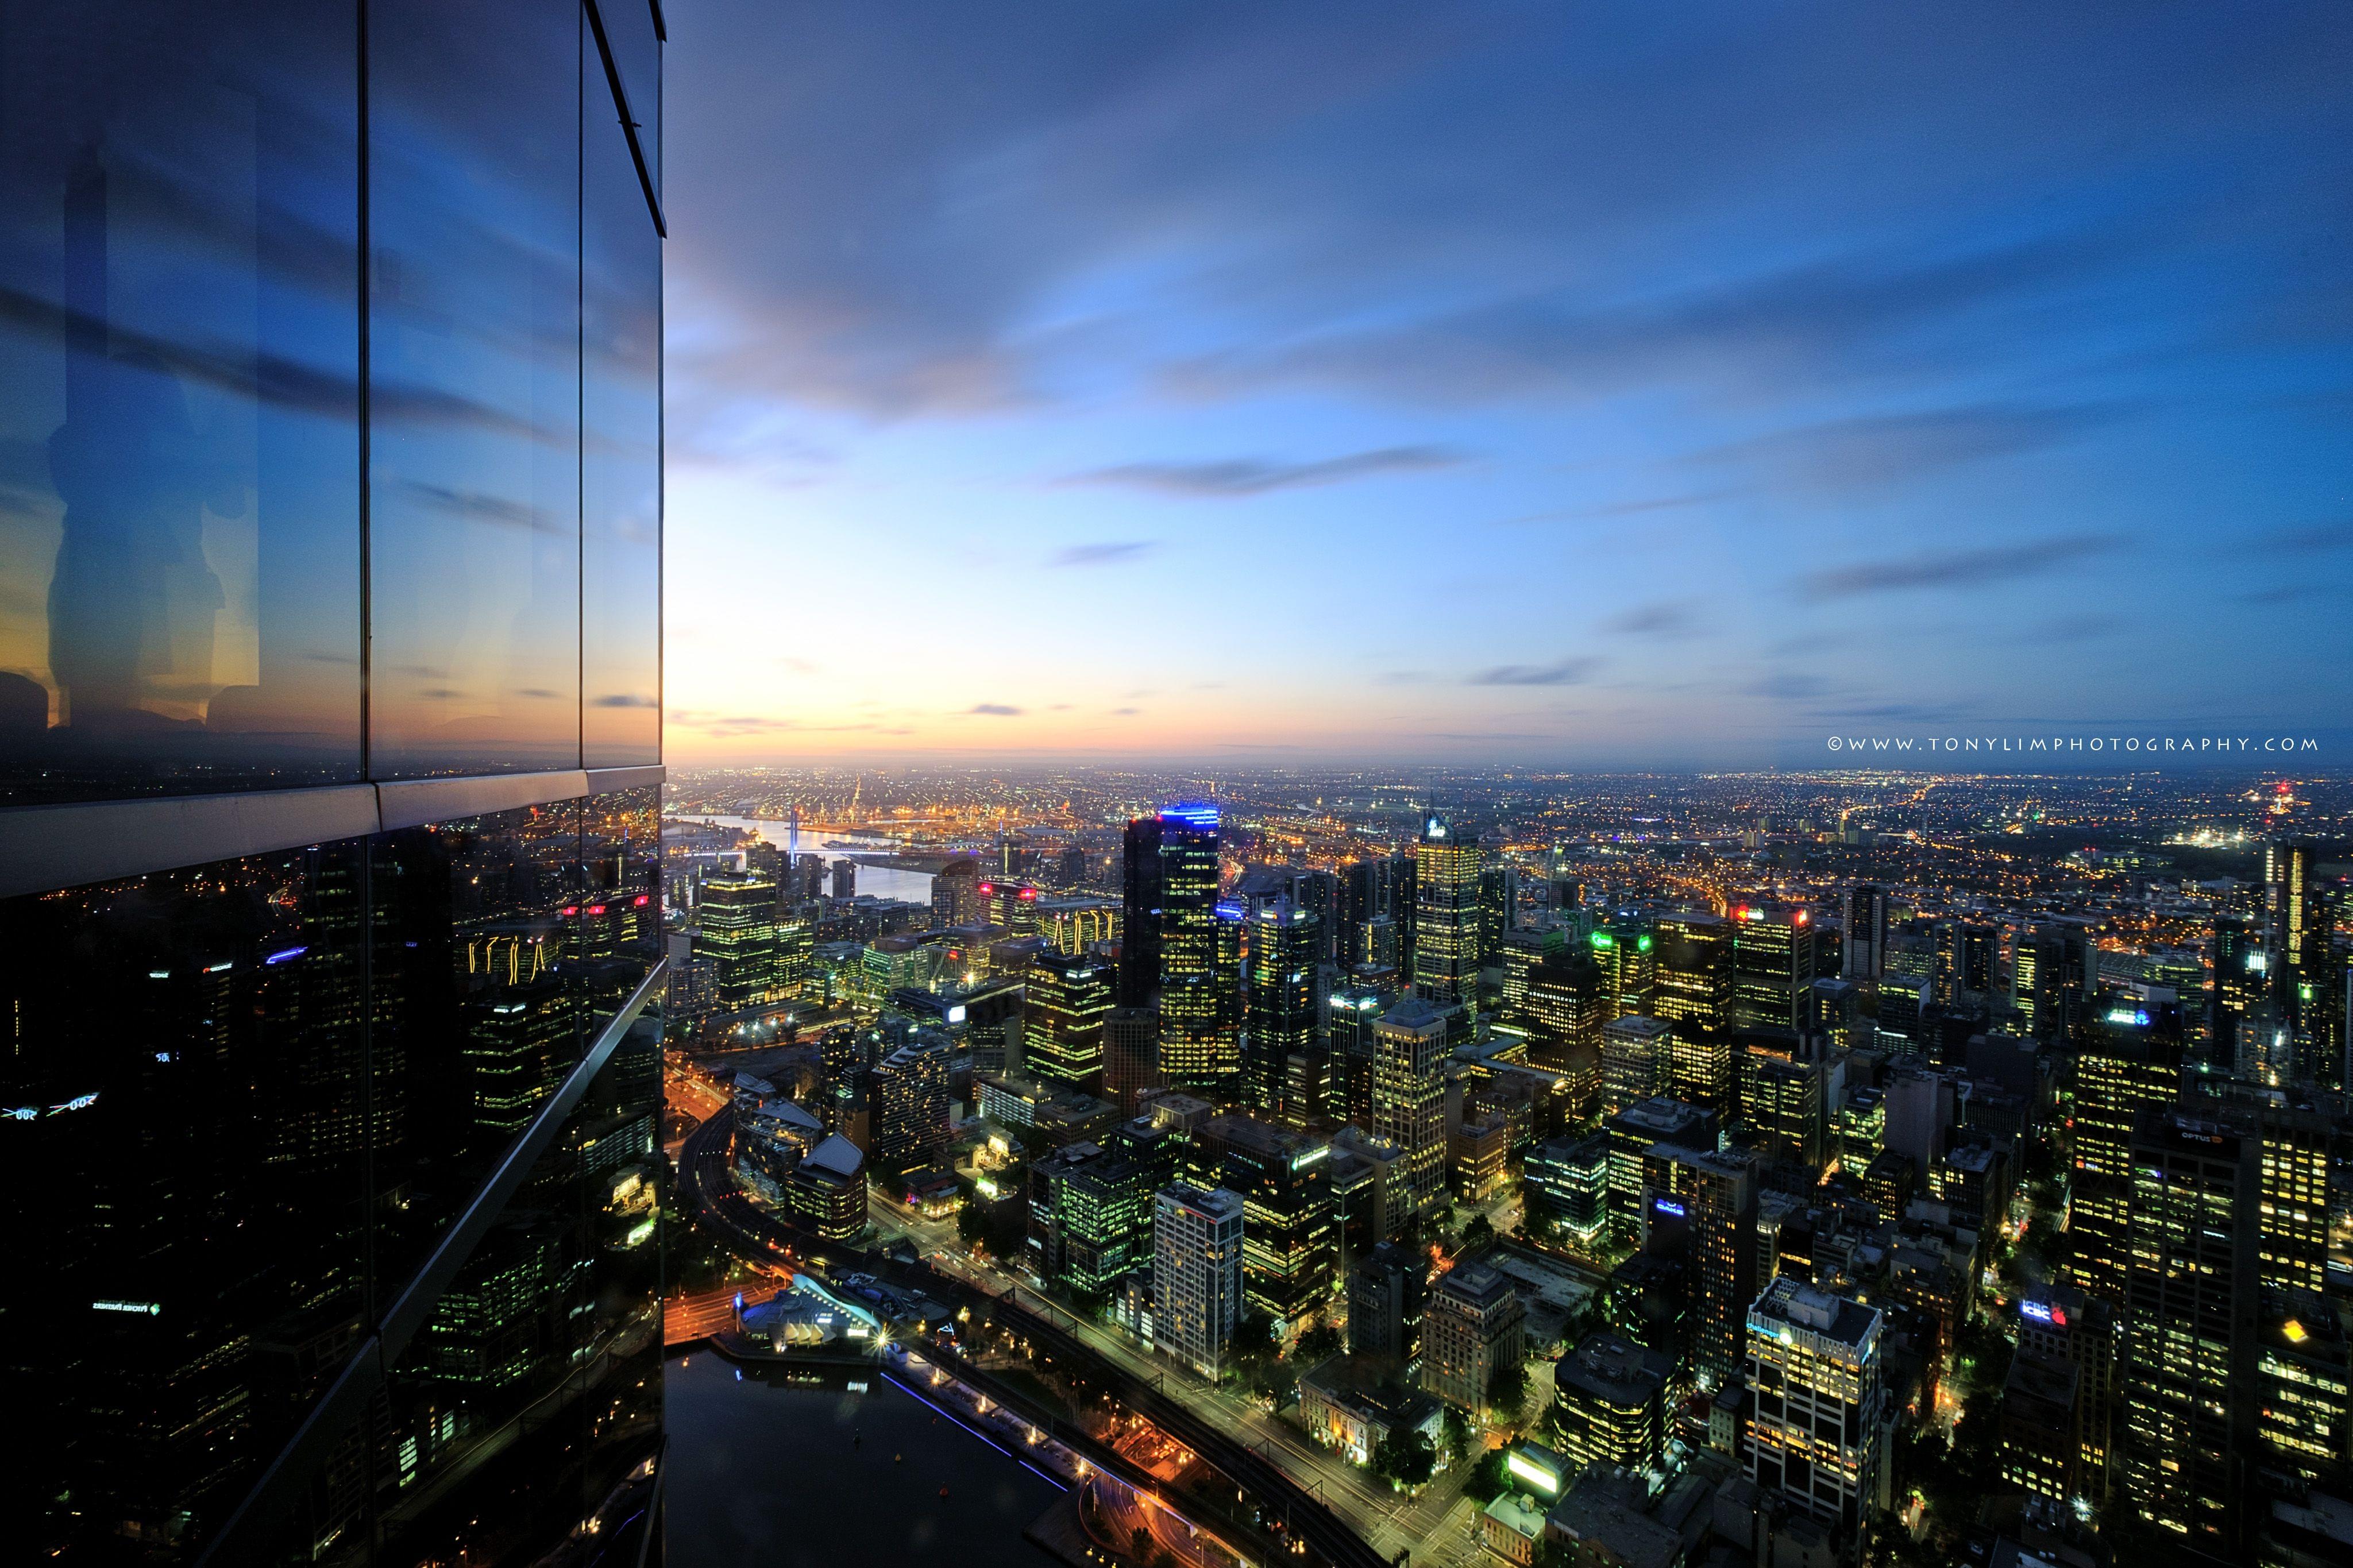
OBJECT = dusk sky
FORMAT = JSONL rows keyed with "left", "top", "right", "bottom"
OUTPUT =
{"left": 661, "top": 2, "right": 2352, "bottom": 769}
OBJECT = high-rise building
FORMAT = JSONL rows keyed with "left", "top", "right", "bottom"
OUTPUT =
{"left": 1347, "top": 1239, "right": 1428, "bottom": 1368}
{"left": 1413, "top": 812, "right": 1482, "bottom": 1003}
{"left": 870, "top": 1040, "right": 951, "bottom": 1176}
{"left": 1934, "top": 918, "right": 1998, "bottom": 1007}
{"left": 1190, "top": 1115, "right": 1337, "bottom": 1333}
{"left": 1155, "top": 805, "right": 1237, "bottom": 1094}
{"left": 1743, "top": 1279, "right": 1889, "bottom": 1536}
{"left": 1731, "top": 903, "right": 1815, "bottom": 1030}
{"left": 2068, "top": 1000, "right": 2185, "bottom": 1306}
{"left": 0, "top": 7, "right": 666, "bottom": 1557}
{"left": 1104, "top": 1004, "right": 1163, "bottom": 1113}
{"left": 2269, "top": 839, "right": 2344, "bottom": 1087}
{"left": 1525, "top": 1131, "right": 1611, "bottom": 1246}
{"left": 2012, "top": 919, "right": 2094, "bottom": 1044}
{"left": 1642, "top": 1144, "right": 1758, "bottom": 1387}
{"left": 1421, "top": 1261, "right": 1525, "bottom": 1416}
{"left": 1152, "top": 1184, "right": 1246, "bottom": 1379}
{"left": 1600, "top": 1015, "right": 1676, "bottom": 1115}
{"left": 1478, "top": 863, "right": 1519, "bottom": 970}
{"left": 1553, "top": 1332, "right": 1674, "bottom": 1477}
{"left": 1605, "top": 1096, "right": 1710, "bottom": 1243}
{"left": 1372, "top": 995, "right": 1451, "bottom": 1220}
{"left": 2212, "top": 913, "right": 2267, "bottom": 1071}
{"left": 1120, "top": 815, "right": 1166, "bottom": 1005}
{"left": 934, "top": 856, "right": 984, "bottom": 930}
{"left": 1028, "top": 949, "right": 1114, "bottom": 1095}
{"left": 1590, "top": 925, "right": 1657, "bottom": 1017}
{"left": 1842, "top": 886, "right": 1887, "bottom": 982}
{"left": 1328, "top": 983, "right": 1387, "bottom": 1124}
{"left": 700, "top": 867, "right": 781, "bottom": 1009}
{"left": 2122, "top": 1110, "right": 2258, "bottom": 1560}
{"left": 832, "top": 858, "right": 858, "bottom": 899}
{"left": 1522, "top": 950, "right": 1610, "bottom": 1080}
{"left": 1241, "top": 889, "right": 1322, "bottom": 1118}
{"left": 1655, "top": 914, "right": 1734, "bottom": 1115}
{"left": 1499, "top": 925, "right": 1567, "bottom": 1026}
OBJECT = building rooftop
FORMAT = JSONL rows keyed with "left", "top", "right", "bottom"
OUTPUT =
{"left": 803, "top": 1134, "right": 866, "bottom": 1180}
{"left": 1750, "top": 1277, "right": 1879, "bottom": 1349}
{"left": 1557, "top": 1332, "right": 1673, "bottom": 1408}
{"left": 1435, "top": 1260, "right": 1517, "bottom": 1311}
{"left": 1547, "top": 1465, "right": 1684, "bottom": 1568}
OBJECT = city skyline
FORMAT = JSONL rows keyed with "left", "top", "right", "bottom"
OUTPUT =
{"left": 662, "top": 1, "right": 2353, "bottom": 767}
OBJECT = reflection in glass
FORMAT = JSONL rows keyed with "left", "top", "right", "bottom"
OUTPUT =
{"left": 371, "top": 800, "right": 586, "bottom": 1300}
{"left": 594, "top": 0, "right": 662, "bottom": 206}
{"left": 368, "top": 0, "right": 581, "bottom": 778}
{"left": 0, "top": 843, "right": 373, "bottom": 1558}
{"left": 582, "top": 34, "right": 662, "bottom": 768}
{"left": 0, "top": 3, "right": 364, "bottom": 804}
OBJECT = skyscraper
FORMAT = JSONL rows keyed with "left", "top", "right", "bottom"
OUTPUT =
{"left": 0, "top": 5, "right": 666, "bottom": 1559}
{"left": 2123, "top": 1111, "right": 2258, "bottom": 1560}
{"left": 2269, "top": 839, "right": 2343, "bottom": 1087}
{"left": 2068, "top": 1000, "right": 2185, "bottom": 1307}
{"left": 1412, "top": 812, "right": 1482, "bottom": 1003}
{"left": 1155, "top": 804, "right": 1238, "bottom": 1093}
{"left": 1731, "top": 903, "right": 1815, "bottom": 1030}
{"left": 1120, "top": 814, "right": 1166, "bottom": 1005}
{"left": 700, "top": 867, "right": 781, "bottom": 1009}
{"left": 1028, "top": 949, "right": 1115, "bottom": 1094}
{"left": 1842, "top": 885, "right": 1887, "bottom": 982}
{"left": 1743, "top": 1279, "right": 1889, "bottom": 1535}
{"left": 1237, "top": 873, "right": 1323, "bottom": 1118}
{"left": 1372, "top": 995, "right": 1451, "bottom": 1219}
{"left": 1153, "top": 1184, "right": 1246, "bottom": 1378}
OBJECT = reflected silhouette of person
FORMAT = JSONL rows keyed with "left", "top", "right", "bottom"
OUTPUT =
{"left": 47, "top": 350, "right": 229, "bottom": 735}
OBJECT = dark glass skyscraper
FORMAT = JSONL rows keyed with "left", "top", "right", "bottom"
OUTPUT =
{"left": 0, "top": 5, "right": 666, "bottom": 1562}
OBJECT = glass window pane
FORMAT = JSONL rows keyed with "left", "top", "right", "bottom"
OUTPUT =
{"left": 369, "top": 1038, "right": 664, "bottom": 1565}
{"left": 580, "top": 786, "right": 663, "bottom": 1027}
{"left": 0, "top": 2, "right": 364, "bottom": 806}
{"left": 581, "top": 38, "right": 661, "bottom": 769}
{"left": 367, "top": 0, "right": 581, "bottom": 778}
{"left": 369, "top": 799, "right": 585, "bottom": 1300}
{"left": 0, "top": 841, "right": 373, "bottom": 1559}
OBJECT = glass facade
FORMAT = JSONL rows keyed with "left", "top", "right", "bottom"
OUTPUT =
{"left": 0, "top": 0, "right": 661, "bottom": 801}
{"left": 0, "top": 3, "right": 664, "bottom": 1563}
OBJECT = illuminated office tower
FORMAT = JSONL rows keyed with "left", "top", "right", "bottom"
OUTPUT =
{"left": 2123, "top": 1111, "right": 2257, "bottom": 1561}
{"left": 1741, "top": 1053, "right": 1824, "bottom": 1168}
{"left": 1743, "top": 1279, "right": 1888, "bottom": 1535}
{"left": 1499, "top": 925, "right": 1567, "bottom": 1026}
{"left": 1413, "top": 812, "right": 1482, "bottom": 1003}
{"left": 1606, "top": 1096, "right": 1710, "bottom": 1243}
{"left": 1156, "top": 805, "right": 1238, "bottom": 1094}
{"left": 1239, "top": 876, "right": 1323, "bottom": 1117}
{"left": 980, "top": 878, "right": 1042, "bottom": 936}
{"left": 1526, "top": 1131, "right": 1611, "bottom": 1245}
{"left": 1329, "top": 983, "right": 1386, "bottom": 1125}
{"left": 701, "top": 868, "right": 781, "bottom": 1009}
{"left": 1842, "top": 886, "right": 1887, "bottom": 982}
{"left": 1643, "top": 1145, "right": 1758, "bottom": 1386}
{"left": 1153, "top": 1184, "right": 1245, "bottom": 1378}
{"left": 2269, "top": 839, "right": 2344, "bottom": 1087}
{"left": 1601, "top": 1015, "right": 1676, "bottom": 1116}
{"left": 2254, "top": 1105, "right": 2331, "bottom": 1295}
{"left": 831, "top": 858, "right": 857, "bottom": 899}
{"left": 1656, "top": 912, "right": 1733, "bottom": 1031}
{"left": 1591, "top": 925, "right": 1656, "bottom": 1017}
{"left": 2008, "top": 1284, "right": 2114, "bottom": 1507}
{"left": 1553, "top": 1332, "right": 1673, "bottom": 1476}
{"left": 1191, "top": 1115, "right": 1337, "bottom": 1332}
{"left": 1478, "top": 863, "right": 1519, "bottom": 968}
{"left": 2067, "top": 1001, "right": 2185, "bottom": 1307}
{"left": 1029, "top": 950, "right": 1114, "bottom": 1095}
{"left": 774, "top": 910, "right": 812, "bottom": 997}
{"left": 933, "top": 855, "right": 983, "bottom": 930}
{"left": 2012, "top": 920, "right": 2093, "bottom": 1044}
{"left": 1372, "top": 995, "right": 1451, "bottom": 1218}
{"left": 1730, "top": 903, "right": 1814, "bottom": 1030}
{"left": 2256, "top": 1290, "right": 2352, "bottom": 1491}
{"left": 2212, "top": 914, "right": 2268, "bottom": 1070}
{"left": 0, "top": 5, "right": 668, "bottom": 1555}
{"left": 1337, "top": 855, "right": 1399, "bottom": 970}
{"left": 1934, "top": 918, "right": 1998, "bottom": 1007}
{"left": 1522, "top": 949, "right": 1610, "bottom": 1077}
{"left": 1028, "top": 1142, "right": 1156, "bottom": 1296}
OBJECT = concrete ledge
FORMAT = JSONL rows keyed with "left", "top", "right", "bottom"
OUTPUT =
{"left": 375, "top": 769, "right": 591, "bottom": 832}
{"left": 586, "top": 763, "right": 666, "bottom": 795}
{"left": 0, "top": 783, "right": 382, "bottom": 900}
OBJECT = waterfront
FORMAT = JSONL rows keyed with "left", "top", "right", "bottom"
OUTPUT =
{"left": 664, "top": 1353, "right": 1059, "bottom": 1567}
{"left": 670, "top": 814, "right": 937, "bottom": 904}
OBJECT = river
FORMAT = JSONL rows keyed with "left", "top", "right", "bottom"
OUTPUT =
{"left": 669, "top": 815, "right": 937, "bottom": 905}
{"left": 664, "top": 1353, "right": 1059, "bottom": 1566}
